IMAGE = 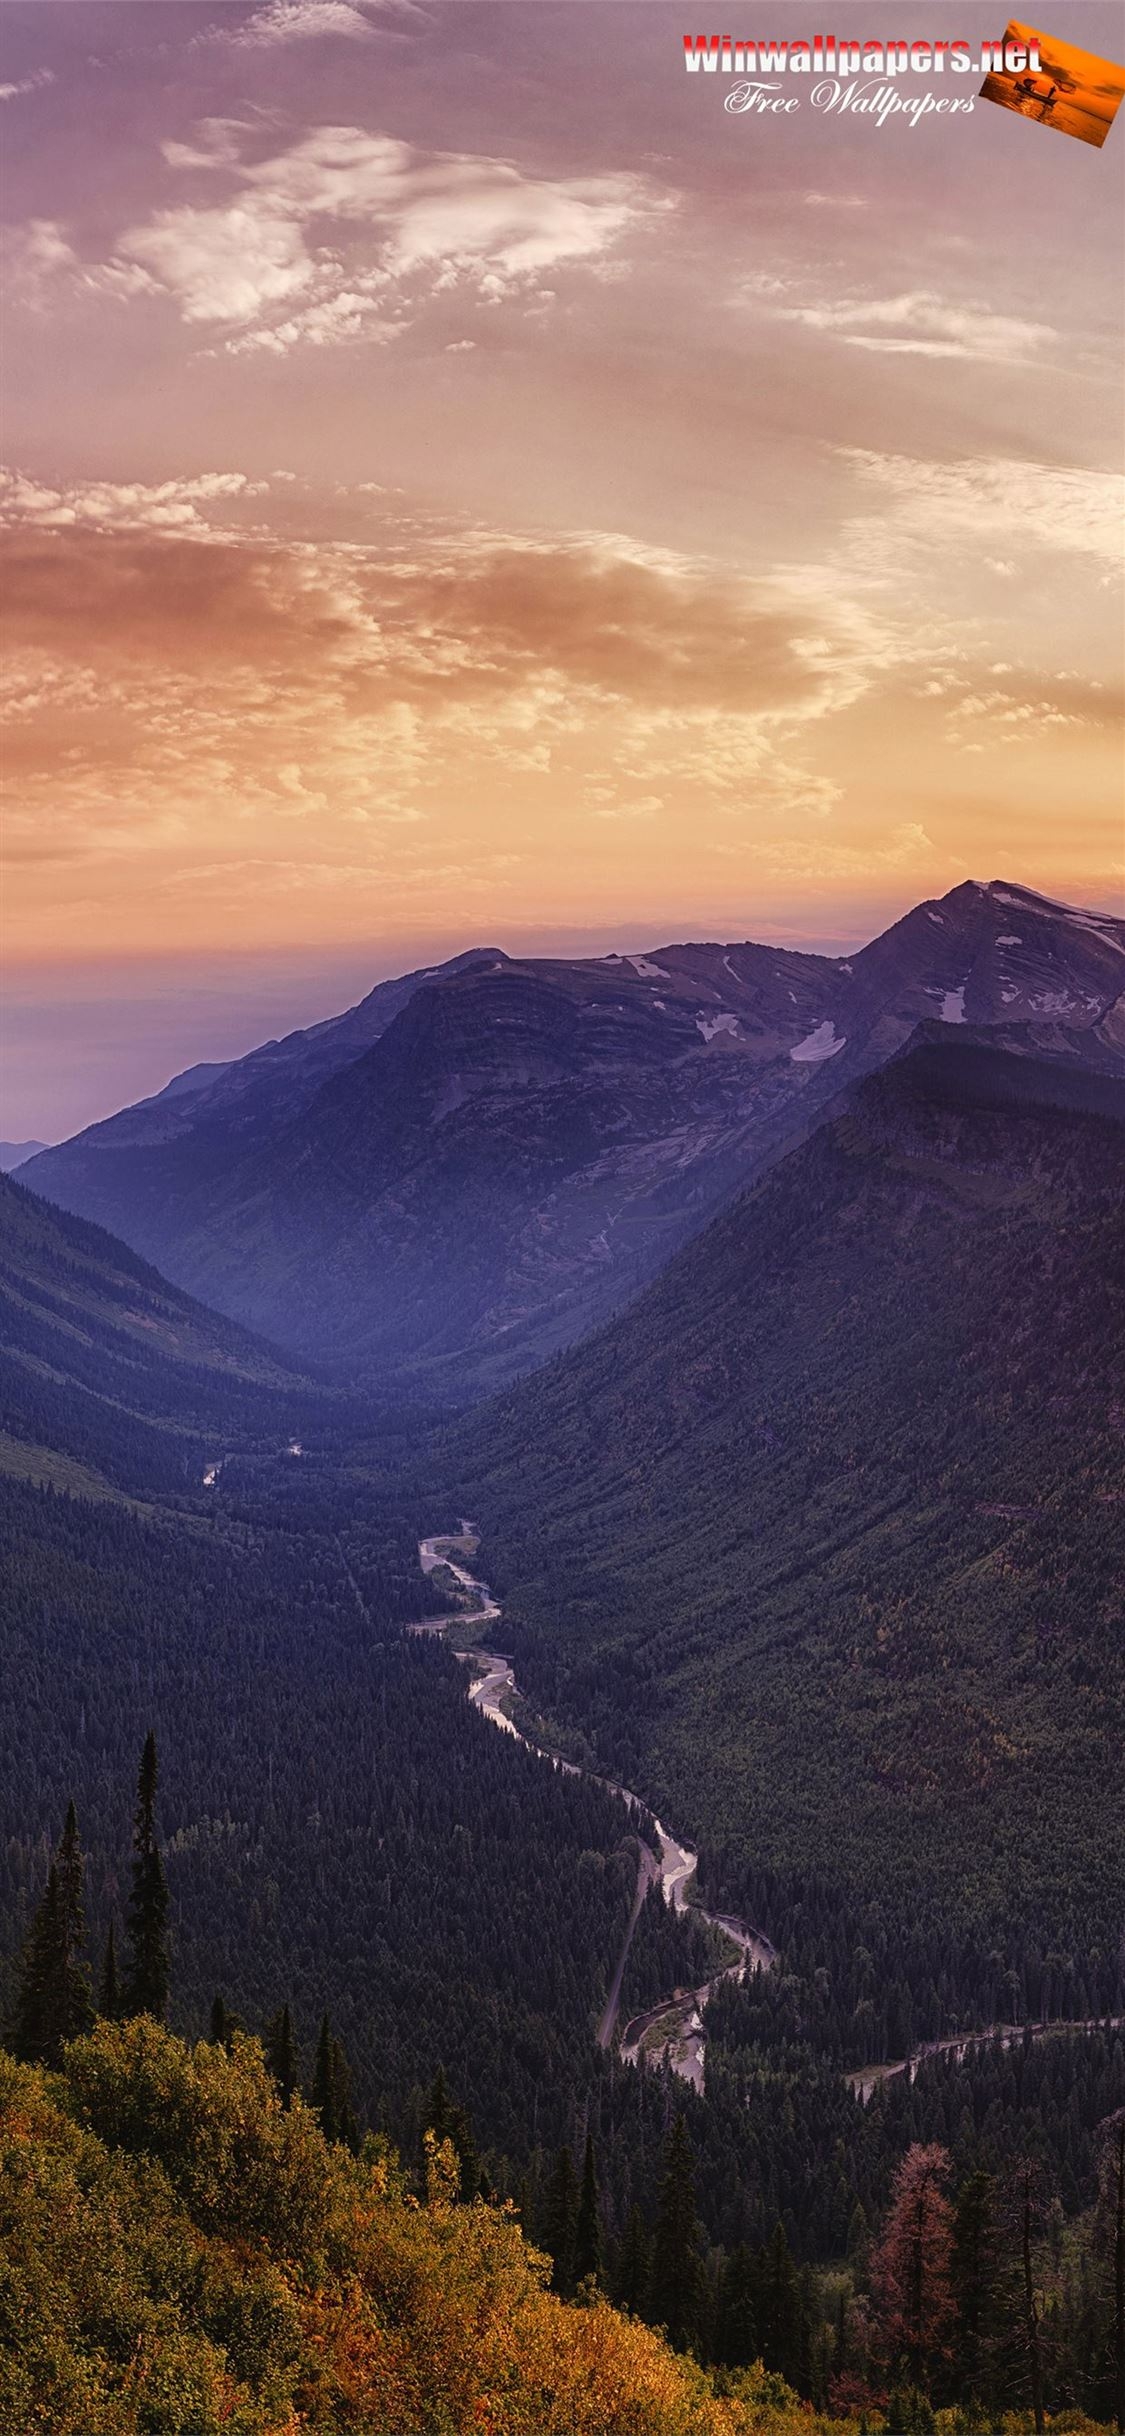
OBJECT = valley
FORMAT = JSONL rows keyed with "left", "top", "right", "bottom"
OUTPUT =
{"left": 3, "top": 903, "right": 1125, "bottom": 2416}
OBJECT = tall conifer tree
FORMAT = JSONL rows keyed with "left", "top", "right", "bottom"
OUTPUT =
{"left": 648, "top": 2115, "right": 703, "bottom": 2352}
{"left": 573, "top": 2132, "right": 602, "bottom": 2286}
{"left": 543, "top": 2145, "right": 578, "bottom": 2296}
{"left": 614, "top": 2204, "right": 651, "bottom": 2317}
{"left": 309, "top": 2013, "right": 357, "bottom": 2148}
{"left": 951, "top": 2167, "right": 1003, "bottom": 2406}
{"left": 123, "top": 1731, "right": 170, "bottom": 2021}
{"left": 10, "top": 1803, "right": 94, "bottom": 2065}
{"left": 265, "top": 2004, "right": 298, "bottom": 2109}
{"left": 716, "top": 2242, "right": 758, "bottom": 2367}
{"left": 98, "top": 1918, "right": 119, "bottom": 2021}
{"left": 312, "top": 2012, "right": 338, "bottom": 2142}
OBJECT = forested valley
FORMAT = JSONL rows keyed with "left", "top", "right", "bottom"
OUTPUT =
{"left": 3, "top": 1070, "right": 1125, "bottom": 2421}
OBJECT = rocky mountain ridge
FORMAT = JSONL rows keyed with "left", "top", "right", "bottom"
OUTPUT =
{"left": 25, "top": 881, "right": 1124, "bottom": 1386}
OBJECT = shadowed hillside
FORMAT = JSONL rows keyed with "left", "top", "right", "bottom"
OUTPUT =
{"left": 456, "top": 1041, "right": 1125, "bottom": 1974}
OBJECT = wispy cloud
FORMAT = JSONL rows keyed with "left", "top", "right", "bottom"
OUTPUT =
{"left": 0, "top": 67, "right": 55, "bottom": 103}
{"left": 841, "top": 449, "right": 1125, "bottom": 564}
{"left": 104, "top": 124, "right": 664, "bottom": 351}
{"left": 776, "top": 288, "right": 1056, "bottom": 365}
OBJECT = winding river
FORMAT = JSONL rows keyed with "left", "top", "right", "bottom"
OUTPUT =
{"left": 416, "top": 1528, "right": 1125, "bottom": 2105}
{"left": 417, "top": 1527, "right": 776, "bottom": 2091}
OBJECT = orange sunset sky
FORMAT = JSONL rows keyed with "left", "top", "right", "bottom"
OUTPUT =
{"left": 1, "top": 0, "right": 1123, "bottom": 1138}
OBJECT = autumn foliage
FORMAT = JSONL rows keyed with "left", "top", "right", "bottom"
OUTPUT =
{"left": 0, "top": 2017, "right": 819, "bottom": 2436}
{"left": 871, "top": 2142, "right": 956, "bottom": 2372}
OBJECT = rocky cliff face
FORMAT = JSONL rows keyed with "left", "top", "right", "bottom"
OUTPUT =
{"left": 25, "top": 883, "right": 1125, "bottom": 1386}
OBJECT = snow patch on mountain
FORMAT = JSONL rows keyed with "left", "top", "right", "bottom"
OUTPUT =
{"left": 790, "top": 1021, "right": 846, "bottom": 1064}
{"left": 941, "top": 987, "right": 967, "bottom": 1024}
{"left": 697, "top": 1013, "right": 740, "bottom": 1043}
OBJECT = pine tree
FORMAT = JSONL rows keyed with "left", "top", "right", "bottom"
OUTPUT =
{"left": 310, "top": 2012, "right": 358, "bottom": 2150}
{"left": 846, "top": 2198, "right": 870, "bottom": 2270}
{"left": 716, "top": 2242, "right": 758, "bottom": 2366}
{"left": 312, "top": 2012, "right": 338, "bottom": 2143}
{"left": 872, "top": 2142, "right": 955, "bottom": 2379}
{"left": 10, "top": 1803, "right": 94, "bottom": 2066}
{"left": 210, "top": 1994, "right": 228, "bottom": 2046}
{"left": 951, "top": 2167, "right": 1003, "bottom": 2405}
{"left": 1015, "top": 2158, "right": 1047, "bottom": 2436}
{"left": 757, "top": 2221, "right": 808, "bottom": 2387}
{"left": 265, "top": 2004, "right": 298, "bottom": 2109}
{"left": 647, "top": 2114, "right": 703, "bottom": 2352}
{"left": 543, "top": 2145, "right": 578, "bottom": 2296}
{"left": 332, "top": 2032, "right": 358, "bottom": 2152}
{"left": 615, "top": 2204, "right": 651, "bottom": 2316}
{"left": 98, "top": 1919, "right": 119, "bottom": 2021}
{"left": 573, "top": 2132, "right": 602, "bottom": 2286}
{"left": 122, "top": 1732, "right": 170, "bottom": 2022}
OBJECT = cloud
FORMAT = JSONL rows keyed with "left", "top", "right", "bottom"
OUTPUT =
{"left": 0, "top": 508, "right": 849, "bottom": 718}
{"left": 0, "top": 67, "right": 55, "bottom": 102}
{"left": 0, "top": 492, "right": 879, "bottom": 892}
{"left": 942, "top": 668, "right": 1123, "bottom": 750}
{"left": 0, "top": 469, "right": 263, "bottom": 532}
{"left": 107, "top": 124, "right": 664, "bottom": 348}
{"left": 841, "top": 450, "right": 1125, "bottom": 564}
{"left": 124, "top": 202, "right": 317, "bottom": 327}
{"left": 209, "top": 1, "right": 413, "bottom": 47}
{"left": 746, "top": 823, "right": 941, "bottom": 881}
{"left": 776, "top": 289, "right": 1055, "bottom": 364}
{"left": 2, "top": 219, "right": 80, "bottom": 304}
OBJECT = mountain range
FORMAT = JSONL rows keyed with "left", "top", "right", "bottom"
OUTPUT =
{"left": 24, "top": 880, "right": 1125, "bottom": 1391}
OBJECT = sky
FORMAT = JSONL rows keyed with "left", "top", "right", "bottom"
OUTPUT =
{"left": 2, "top": 0, "right": 1123, "bottom": 1141}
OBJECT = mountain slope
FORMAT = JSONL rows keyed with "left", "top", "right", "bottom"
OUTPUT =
{"left": 25, "top": 882, "right": 1125, "bottom": 1387}
{"left": 24, "top": 947, "right": 508, "bottom": 1251}
{"left": 455, "top": 1039, "right": 1125, "bottom": 1958}
{"left": 0, "top": 1169, "right": 317, "bottom": 1498}
{"left": 0, "top": 1140, "right": 47, "bottom": 1173}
